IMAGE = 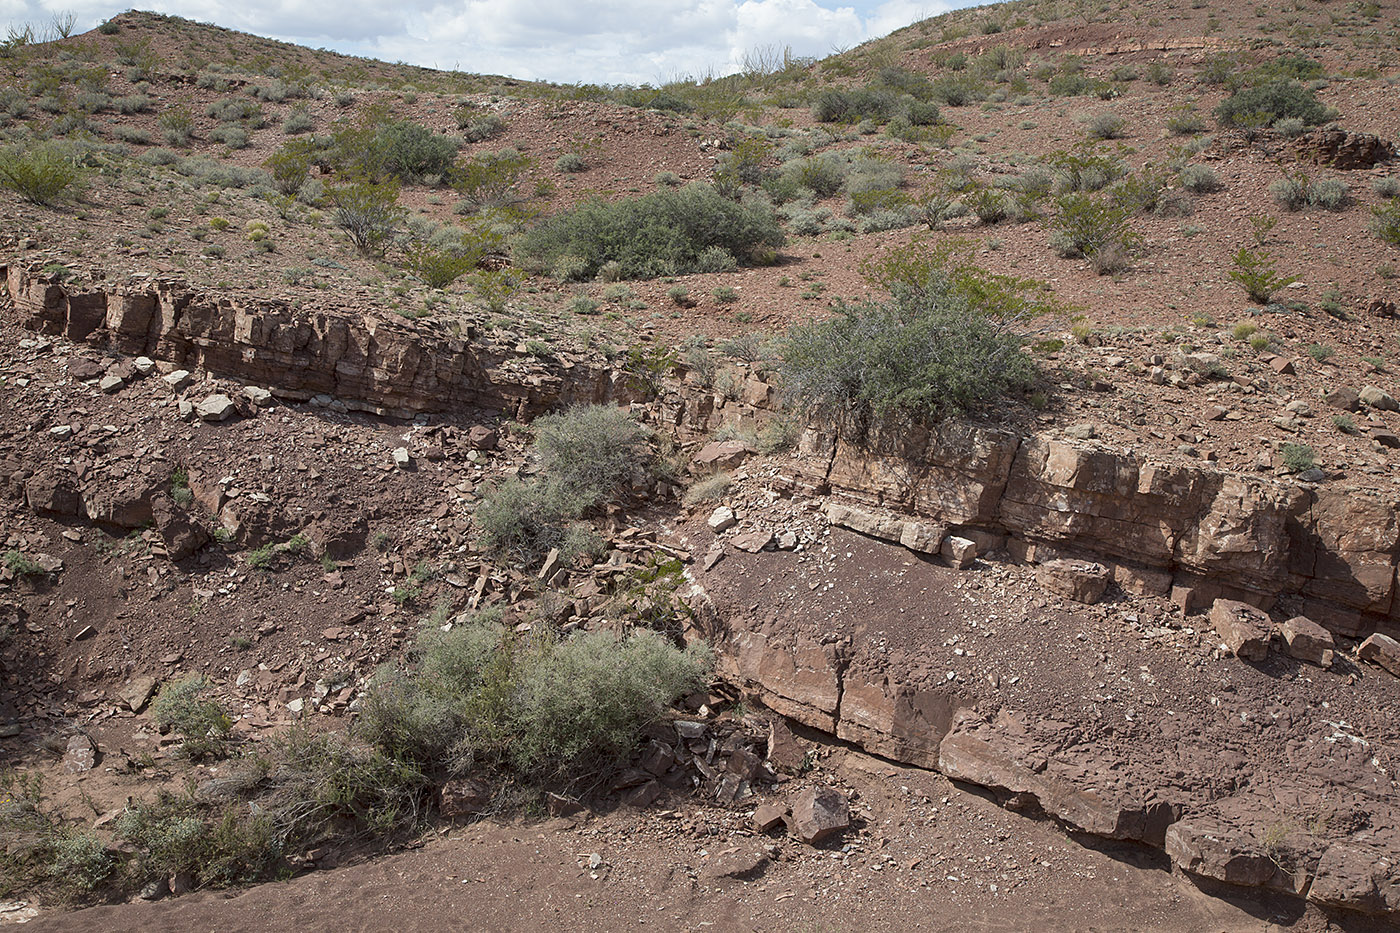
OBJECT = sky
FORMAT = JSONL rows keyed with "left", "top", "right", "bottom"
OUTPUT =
{"left": 2, "top": 0, "right": 989, "bottom": 85}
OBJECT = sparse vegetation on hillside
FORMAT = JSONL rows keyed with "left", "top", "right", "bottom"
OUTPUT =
{"left": 517, "top": 183, "right": 784, "bottom": 280}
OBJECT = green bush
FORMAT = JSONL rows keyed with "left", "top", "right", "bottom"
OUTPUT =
{"left": 327, "top": 176, "right": 403, "bottom": 255}
{"left": 0, "top": 143, "right": 85, "bottom": 206}
{"left": 1048, "top": 192, "right": 1140, "bottom": 266}
{"left": 453, "top": 148, "right": 532, "bottom": 213}
{"left": 782, "top": 249, "right": 1042, "bottom": 438}
{"left": 1270, "top": 175, "right": 1307, "bottom": 211}
{"left": 152, "top": 676, "right": 232, "bottom": 760}
{"left": 359, "top": 618, "right": 710, "bottom": 782}
{"left": 1215, "top": 80, "right": 1330, "bottom": 129}
{"left": 1179, "top": 164, "right": 1221, "bottom": 193}
{"left": 476, "top": 406, "right": 656, "bottom": 561}
{"left": 330, "top": 108, "right": 459, "bottom": 183}
{"left": 517, "top": 183, "right": 784, "bottom": 280}
{"left": 158, "top": 106, "right": 194, "bottom": 146}
{"left": 1372, "top": 200, "right": 1400, "bottom": 246}
{"left": 1228, "top": 247, "right": 1297, "bottom": 303}
{"left": 282, "top": 109, "right": 314, "bottom": 135}
{"left": 1280, "top": 442, "right": 1317, "bottom": 473}
{"left": 555, "top": 152, "right": 587, "bottom": 173}
{"left": 1081, "top": 111, "right": 1126, "bottom": 140}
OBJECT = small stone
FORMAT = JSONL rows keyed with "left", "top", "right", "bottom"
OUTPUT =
{"left": 1065, "top": 422, "right": 1097, "bottom": 440}
{"left": 243, "top": 386, "right": 274, "bottom": 407}
{"left": 439, "top": 777, "right": 491, "bottom": 819}
{"left": 776, "top": 531, "right": 799, "bottom": 550}
{"left": 49, "top": 424, "right": 73, "bottom": 438}
{"left": 941, "top": 535, "right": 977, "bottom": 570}
{"left": 1270, "top": 357, "right": 1297, "bottom": 375}
{"left": 196, "top": 394, "right": 236, "bottom": 422}
{"left": 1036, "top": 559, "right": 1111, "bottom": 604}
{"left": 708, "top": 506, "right": 737, "bottom": 532}
{"left": 1324, "top": 386, "right": 1361, "bottom": 412}
{"left": 731, "top": 530, "right": 772, "bottom": 553}
{"left": 163, "top": 370, "right": 193, "bottom": 391}
{"left": 392, "top": 447, "right": 413, "bottom": 469}
{"left": 1373, "top": 432, "right": 1400, "bottom": 450}
{"left": 132, "top": 356, "right": 156, "bottom": 376}
{"left": 119, "top": 676, "right": 159, "bottom": 713}
{"left": 99, "top": 374, "right": 125, "bottom": 394}
{"left": 753, "top": 803, "right": 788, "bottom": 833}
{"left": 63, "top": 733, "right": 97, "bottom": 773}
{"left": 1208, "top": 599, "right": 1273, "bottom": 661}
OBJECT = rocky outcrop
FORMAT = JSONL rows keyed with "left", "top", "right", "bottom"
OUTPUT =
{"left": 1294, "top": 128, "right": 1395, "bottom": 170}
{"left": 7, "top": 266, "right": 1398, "bottom": 636}
{"left": 2, "top": 265, "right": 626, "bottom": 420}
{"left": 790, "top": 422, "right": 1398, "bottom": 638}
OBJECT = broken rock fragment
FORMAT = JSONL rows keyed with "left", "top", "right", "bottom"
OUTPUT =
{"left": 785, "top": 785, "right": 850, "bottom": 845}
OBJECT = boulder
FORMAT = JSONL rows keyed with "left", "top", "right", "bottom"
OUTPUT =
{"left": 63, "top": 734, "right": 97, "bottom": 774}
{"left": 243, "top": 386, "right": 274, "bottom": 407}
{"left": 439, "top": 777, "right": 491, "bottom": 819}
{"left": 1359, "top": 385, "right": 1399, "bottom": 412}
{"left": 785, "top": 785, "right": 850, "bottom": 844}
{"left": 1036, "top": 559, "right": 1111, "bottom": 604}
{"left": 1281, "top": 615, "right": 1334, "bottom": 667}
{"left": 898, "top": 521, "right": 945, "bottom": 555}
{"left": 941, "top": 535, "right": 977, "bottom": 570}
{"left": 467, "top": 425, "right": 498, "bottom": 450}
{"left": 1358, "top": 633, "right": 1400, "bottom": 677}
{"left": 731, "top": 530, "right": 772, "bottom": 553}
{"left": 162, "top": 369, "right": 193, "bottom": 391}
{"left": 151, "top": 494, "right": 209, "bottom": 561}
{"left": 196, "top": 394, "right": 236, "bottom": 422}
{"left": 1208, "top": 599, "right": 1273, "bottom": 661}
{"left": 1324, "top": 387, "right": 1361, "bottom": 412}
{"left": 25, "top": 472, "right": 81, "bottom": 516}
{"left": 1308, "top": 843, "right": 1400, "bottom": 915}
{"left": 752, "top": 802, "right": 787, "bottom": 832}
{"left": 119, "top": 676, "right": 159, "bottom": 713}
{"left": 707, "top": 506, "right": 737, "bottom": 532}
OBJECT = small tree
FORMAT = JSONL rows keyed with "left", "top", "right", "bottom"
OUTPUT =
{"left": 264, "top": 137, "right": 321, "bottom": 196}
{"left": 328, "top": 176, "right": 403, "bottom": 255}
{"left": 453, "top": 149, "right": 533, "bottom": 214}
{"left": 1228, "top": 247, "right": 1297, "bottom": 303}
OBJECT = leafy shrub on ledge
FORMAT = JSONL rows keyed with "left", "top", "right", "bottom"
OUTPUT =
{"left": 517, "top": 183, "right": 784, "bottom": 280}
{"left": 783, "top": 242, "right": 1048, "bottom": 439}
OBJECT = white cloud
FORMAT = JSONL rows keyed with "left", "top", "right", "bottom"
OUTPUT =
{"left": 3, "top": 0, "right": 971, "bottom": 84}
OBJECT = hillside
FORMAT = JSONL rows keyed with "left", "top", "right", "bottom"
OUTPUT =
{"left": 1, "top": 2, "right": 1399, "bottom": 930}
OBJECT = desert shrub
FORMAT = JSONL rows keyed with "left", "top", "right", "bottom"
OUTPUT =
{"left": 206, "top": 97, "right": 263, "bottom": 125}
{"left": 654, "top": 170, "right": 681, "bottom": 187}
{"left": 1373, "top": 177, "right": 1400, "bottom": 199}
{"left": 781, "top": 154, "right": 846, "bottom": 198}
{"left": 1270, "top": 175, "right": 1308, "bottom": 211}
{"left": 453, "top": 148, "right": 532, "bottom": 213}
{"left": 517, "top": 183, "right": 783, "bottom": 280}
{"left": 477, "top": 406, "right": 656, "bottom": 562}
{"left": 1371, "top": 200, "right": 1400, "bottom": 246}
{"left": 1308, "top": 177, "right": 1348, "bottom": 211}
{"left": 327, "top": 176, "right": 403, "bottom": 254}
{"left": 1228, "top": 247, "right": 1297, "bottom": 303}
{"left": 1273, "top": 117, "right": 1307, "bottom": 138}
{"left": 331, "top": 110, "right": 458, "bottom": 183}
{"left": 930, "top": 74, "right": 987, "bottom": 106}
{"left": 111, "top": 124, "right": 151, "bottom": 145}
{"left": 264, "top": 137, "right": 322, "bottom": 196}
{"left": 844, "top": 156, "right": 904, "bottom": 197}
{"left": 0, "top": 143, "right": 85, "bottom": 206}
{"left": 360, "top": 618, "right": 710, "bottom": 783}
{"left": 455, "top": 104, "right": 506, "bottom": 142}
{"left": 282, "top": 109, "right": 314, "bottom": 135}
{"left": 783, "top": 244, "right": 1047, "bottom": 438}
{"left": 1081, "top": 111, "right": 1126, "bottom": 140}
{"left": 140, "top": 147, "right": 180, "bottom": 166}
{"left": 1046, "top": 147, "right": 1125, "bottom": 193}
{"left": 1048, "top": 192, "right": 1140, "bottom": 268}
{"left": 173, "top": 157, "right": 267, "bottom": 189}
{"left": 666, "top": 284, "right": 689, "bottom": 305}
{"left": 812, "top": 87, "right": 898, "bottom": 123}
{"left": 152, "top": 676, "right": 232, "bottom": 760}
{"left": 1215, "top": 80, "right": 1330, "bottom": 129}
{"left": 684, "top": 472, "right": 731, "bottom": 505}
{"left": 555, "top": 152, "right": 587, "bottom": 173}
{"left": 1165, "top": 108, "right": 1206, "bottom": 136}
{"left": 207, "top": 123, "right": 248, "bottom": 149}
{"left": 1280, "top": 442, "right": 1317, "bottom": 473}
{"left": 859, "top": 208, "right": 914, "bottom": 232}
{"left": 1179, "top": 164, "right": 1222, "bottom": 193}
{"left": 157, "top": 106, "right": 194, "bottom": 146}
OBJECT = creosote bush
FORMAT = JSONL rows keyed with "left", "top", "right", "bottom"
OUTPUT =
{"left": 360, "top": 618, "right": 710, "bottom": 783}
{"left": 783, "top": 241, "right": 1049, "bottom": 440}
{"left": 1228, "top": 247, "right": 1297, "bottom": 303}
{"left": 1215, "top": 80, "right": 1330, "bottom": 130}
{"left": 517, "top": 182, "right": 783, "bottom": 280}
{"left": 476, "top": 405, "right": 656, "bottom": 562}
{"left": 152, "top": 676, "right": 232, "bottom": 760}
{"left": 0, "top": 142, "right": 85, "bottom": 206}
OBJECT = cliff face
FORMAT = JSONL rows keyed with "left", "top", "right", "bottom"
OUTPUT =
{"left": 7, "top": 264, "right": 1396, "bottom": 636}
